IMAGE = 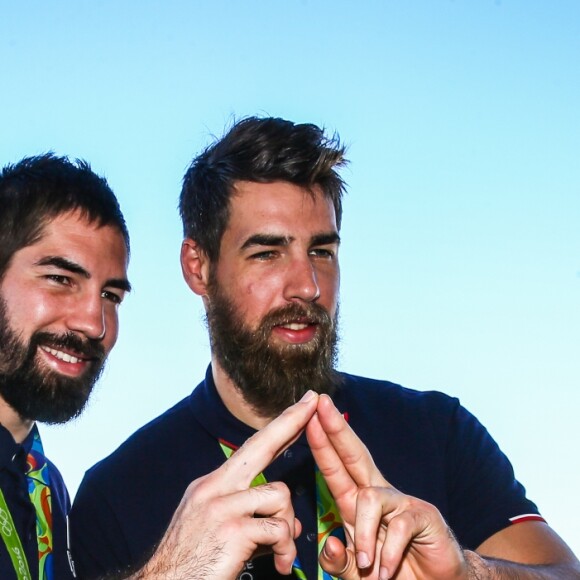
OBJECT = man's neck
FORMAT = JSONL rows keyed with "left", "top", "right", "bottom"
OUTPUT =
{"left": 0, "top": 396, "right": 34, "bottom": 444}
{"left": 211, "top": 357, "right": 273, "bottom": 430}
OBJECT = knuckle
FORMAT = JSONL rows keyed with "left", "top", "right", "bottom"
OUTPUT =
{"left": 186, "top": 476, "right": 215, "bottom": 501}
{"left": 405, "top": 495, "right": 435, "bottom": 519}
{"left": 391, "top": 490, "right": 416, "bottom": 515}
{"left": 220, "top": 517, "right": 243, "bottom": 537}
{"left": 388, "top": 510, "right": 415, "bottom": 536}
{"left": 358, "top": 485, "right": 383, "bottom": 504}
{"left": 259, "top": 516, "right": 290, "bottom": 539}
{"left": 211, "top": 494, "right": 228, "bottom": 513}
{"left": 255, "top": 481, "right": 291, "bottom": 501}
{"left": 270, "top": 481, "right": 291, "bottom": 500}
{"left": 388, "top": 497, "right": 437, "bottom": 534}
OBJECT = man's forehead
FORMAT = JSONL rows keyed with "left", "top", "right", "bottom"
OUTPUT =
{"left": 23, "top": 212, "right": 129, "bottom": 268}
{"left": 37, "top": 212, "right": 125, "bottom": 246}
{"left": 228, "top": 181, "right": 335, "bottom": 225}
{"left": 231, "top": 180, "right": 325, "bottom": 201}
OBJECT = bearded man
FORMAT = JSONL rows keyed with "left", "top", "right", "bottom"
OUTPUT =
{"left": 0, "top": 154, "right": 131, "bottom": 579}
{"left": 70, "top": 118, "right": 579, "bottom": 580}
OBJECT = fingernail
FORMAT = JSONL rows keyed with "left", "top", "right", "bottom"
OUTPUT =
{"left": 300, "top": 390, "right": 316, "bottom": 402}
{"left": 380, "top": 566, "right": 390, "bottom": 580}
{"left": 356, "top": 551, "right": 370, "bottom": 568}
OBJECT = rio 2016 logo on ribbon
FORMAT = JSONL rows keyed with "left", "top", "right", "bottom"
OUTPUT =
{"left": 11, "top": 546, "right": 31, "bottom": 580}
{"left": 0, "top": 507, "right": 14, "bottom": 537}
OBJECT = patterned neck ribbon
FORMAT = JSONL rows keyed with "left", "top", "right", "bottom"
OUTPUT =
{"left": 26, "top": 425, "right": 53, "bottom": 580}
{"left": 219, "top": 439, "right": 344, "bottom": 580}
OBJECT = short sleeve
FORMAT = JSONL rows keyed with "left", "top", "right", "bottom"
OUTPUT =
{"left": 444, "top": 402, "right": 541, "bottom": 549}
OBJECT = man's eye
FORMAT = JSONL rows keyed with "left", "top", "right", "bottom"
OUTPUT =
{"left": 250, "top": 250, "right": 278, "bottom": 261}
{"left": 46, "top": 274, "right": 71, "bottom": 285}
{"left": 102, "top": 290, "right": 124, "bottom": 305}
{"left": 309, "top": 248, "right": 335, "bottom": 259}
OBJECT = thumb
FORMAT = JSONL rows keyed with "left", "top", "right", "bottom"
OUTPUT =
{"left": 319, "top": 536, "right": 359, "bottom": 579}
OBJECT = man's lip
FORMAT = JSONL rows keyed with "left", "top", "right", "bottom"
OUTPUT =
{"left": 280, "top": 322, "right": 310, "bottom": 331}
{"left": 39, "top": 345, "right": 91, "bottom": 364}
{"left": 271, "top": 321, "right": 319, "bottom": 344}
{"left": 274, "top": 317, "right": 318, "bottom": 330}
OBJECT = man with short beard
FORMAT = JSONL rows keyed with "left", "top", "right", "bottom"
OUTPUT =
{"left": 0, "top": 153, "right": 131, "bottom": 580}
{"left": 71, "top": 118, "right": 579, "bottom": 580}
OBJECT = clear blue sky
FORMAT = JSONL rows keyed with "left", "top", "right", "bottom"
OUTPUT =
{"left": 2, "top": 0, "right": 579, "bottom": 555}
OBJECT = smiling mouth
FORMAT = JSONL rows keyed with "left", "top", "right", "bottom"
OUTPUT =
{"left": 280, "top": 322, "right": 314, "bottom": 331}
{"left": 39, "top": 345, "right": 89, "bottom": 364}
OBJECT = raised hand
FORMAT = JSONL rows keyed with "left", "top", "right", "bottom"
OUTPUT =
{"left": 132, "top": 390, "right": 319, "bottom": 580}
{"left": 307, "top": 394, "right": 468, "bottom": 580}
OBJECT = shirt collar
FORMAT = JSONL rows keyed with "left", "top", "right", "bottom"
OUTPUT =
{"left": 188, "top": 364, "right": 315, "bottom": 448}
{"left": 0, "top": 421, "right": 35, "bottom": 470}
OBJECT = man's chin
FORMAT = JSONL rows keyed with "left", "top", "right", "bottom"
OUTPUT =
{"left": 33, "top": 404, "right": 88, "bottom": 425}
{"left": 267, "top": 337, "right": 323, "bottom": 357}
{"left": 24, "top": 386, "right": 93, "bottom": 424}
{"left": 3, "top": 369, "right": 99, "bottom": 425}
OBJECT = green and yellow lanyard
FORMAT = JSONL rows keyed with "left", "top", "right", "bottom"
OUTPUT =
{"left": 0, "top": 425, "right": 53, "bottom": 580}
{"left": 220, "top": 439, "right": 343, "bottom": 580}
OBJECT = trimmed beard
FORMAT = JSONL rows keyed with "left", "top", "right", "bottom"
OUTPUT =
{"left": 206, "top": 276, "right": 341, "bottom": 419}
{"left": 0, "top": 296, "right": 106, "bottom": 424}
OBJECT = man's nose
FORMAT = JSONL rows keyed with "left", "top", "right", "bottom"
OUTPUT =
{"left": 283, "top": 257, "right": 320, "bottom": 303}
{"left": 66, "top": 293, "right": 106, "bottom": 340}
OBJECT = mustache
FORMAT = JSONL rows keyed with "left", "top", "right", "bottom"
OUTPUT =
{"left": 31, "top": 331, "right": 105, "bottom": 362}
{"left": 260, "top": 302, "right": 332, "bottom": 331}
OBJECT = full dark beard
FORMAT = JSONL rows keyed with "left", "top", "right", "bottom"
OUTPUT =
{"left": 206, "top": 282, "right": 341, "bottom": 419}
{"left": 0, "top": 297, "right": 106, "bottom": 424}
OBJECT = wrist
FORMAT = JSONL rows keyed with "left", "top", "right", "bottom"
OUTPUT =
{"left": 464, "top": 550, "right": 492, "bottom": 580}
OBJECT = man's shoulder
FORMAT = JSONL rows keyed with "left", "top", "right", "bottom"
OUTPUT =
{"left": 82, "top": 392, "right": 205, "bottom": 484}
{"left": 336, "top": 371, "right": 459, "bottom": 412}
{"left": 335, "top": 372, "right": 465, "bottom": 444}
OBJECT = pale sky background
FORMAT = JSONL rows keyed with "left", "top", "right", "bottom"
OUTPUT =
{"left": 2, "top": 0, "right": 579, "bottom": 556}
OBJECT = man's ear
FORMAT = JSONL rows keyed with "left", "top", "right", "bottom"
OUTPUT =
{"left": 180, "top": 239, "right": 211, "bottom": 296}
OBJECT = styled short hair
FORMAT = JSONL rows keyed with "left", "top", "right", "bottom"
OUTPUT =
{"left": 179, "top": 116, "right": 347, "bottom": 261}
{"left": 0, "top": 153, "right": 129, "bottom": 278}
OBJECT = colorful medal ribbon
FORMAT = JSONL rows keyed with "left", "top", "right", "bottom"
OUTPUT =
{"left": 0, "top": 488, "right": 32, "bottom": 580}
{"left": 219, "top": 439, "right": 343, "bottom": 580}
{"left": 26, "top": 425, "right": 53, "bottom": 580}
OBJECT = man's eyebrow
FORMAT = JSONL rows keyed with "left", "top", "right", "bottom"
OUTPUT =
{"left": 240, "top": 234, "right": 292, "bottom": 250}
{"left": 311, "top": 232, "right": 341, "bottom": 246}
{"left": 107, "top": 278, "right": 132, "bottom": 293}
{"left": 36, "top": 256, "right": 90, "bottom": 277}
{"left": 35, "top": 256, "right": 132, "bottom": 292}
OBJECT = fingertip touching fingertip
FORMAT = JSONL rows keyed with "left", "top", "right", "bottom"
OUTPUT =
{"left": 300, "top": 390, "right": 316, "bottom": 403}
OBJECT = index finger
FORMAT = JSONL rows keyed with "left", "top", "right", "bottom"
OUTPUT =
{"left": 316, "top": 394, "right": 391, "bottom": 488}
{"left": 218, "top": 390, "right": 319, "bottom": 490}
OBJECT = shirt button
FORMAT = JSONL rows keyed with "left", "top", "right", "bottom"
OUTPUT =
{"left": 307, "top": 532, "right": 317, "bottom": 542}
{"left": 283, "top": 449, "right": 293, "bottom": 459}
{"left": 295, "top": 485, "right": 306, "bottom": 496}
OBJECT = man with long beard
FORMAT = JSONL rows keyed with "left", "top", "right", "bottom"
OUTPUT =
{"left": 0, "top": 154, "right": 312, "bottom": 580}
{"left": 71, "top": 118, "right": 579, "bottom": 580}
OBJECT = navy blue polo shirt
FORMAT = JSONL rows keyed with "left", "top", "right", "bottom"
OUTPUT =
{"left": 70, "top": 366, "right": 540, "bottom": 579}
{"left": 0, "top": 423, "right": 73, "bottom": 580}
